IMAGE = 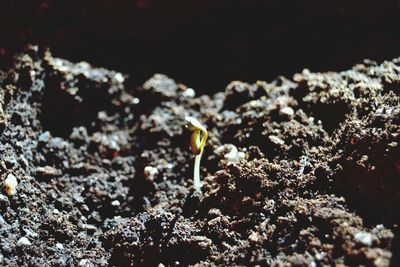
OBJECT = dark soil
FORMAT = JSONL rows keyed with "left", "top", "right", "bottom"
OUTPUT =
{"left": 0, "top": 46, "right": 399, "bottom": 266}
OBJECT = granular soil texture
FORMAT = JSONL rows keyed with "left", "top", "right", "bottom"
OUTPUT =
{"left": 0, "top": 46, "right": 399, "bottom": 266}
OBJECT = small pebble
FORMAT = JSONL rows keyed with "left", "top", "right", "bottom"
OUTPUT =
{"left": 3, "top": 174, "right": 18, "bottom": 196}
{"left": 269, "top": 135, "right": 285, "bottom": 145}
{"left": 17, "top": 237, "right": 31, "bottom": 246}
{"left": 224, "top": 145, "right": 243, "bottom": 162}
{"left": 182, "top": 88, "right": 195, "bottom": 98}
{"left": 315, "top": 252, "right": 326, "bottom": 261}
{"left": 144, "top": 166, "right": 159, "bottom": 181}
{"left": 132, "top": 97, "right": 140, "bottom": 104}
{"left": 248, "top": 231, "right": 260, "bottom": 243}
{"left": 38, "top": 131, "right": 51, "bottom": 143}
{"left": 279, "top": 106, "right": 294, "bottom": 117}
{"left": 214, "top": 144, "right": 245, "bottom": 163}
{"left": 111, "top": 200, "right": 120, "bottom": 206}
{"left": 354, "top": 231, "right": 373, "bottom": 246}
{"left": 114, "top": 73, "right": 125, "bottom": 83}
{"left": 56, "top": 243, "right": 64, "bottom": 250}
{"left": 53, "top": 208, "right": 60, "bottom": 214}
{"left": 108, "top": 140, "right": 120, "bottom": 151}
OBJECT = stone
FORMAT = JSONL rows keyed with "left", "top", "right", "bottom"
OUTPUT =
{"left": 3, "top": 174, "right": 18, "bottom": 196}
{"left": 279, "top": 106, "right": 294, "bottom": 117}
{"left": 17, "top": 237, "right": 31, "bottom": 246}
{"left": 354, "top": 231, "right": 373, "bottom": 246}
{"left": 144, "top": 166, "right": 159, "bottom": 181}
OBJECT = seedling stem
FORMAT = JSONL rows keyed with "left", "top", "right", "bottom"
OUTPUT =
{"left": 185, "top": 116, "right": 208, "bottom": 193}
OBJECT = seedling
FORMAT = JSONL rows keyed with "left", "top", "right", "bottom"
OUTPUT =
{"left": 185, "top": 116, "right": 208, "bottom": 193}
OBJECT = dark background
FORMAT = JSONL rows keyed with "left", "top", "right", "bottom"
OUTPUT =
{"left": 1, "top": 0, "right": 400, "bottom": 93}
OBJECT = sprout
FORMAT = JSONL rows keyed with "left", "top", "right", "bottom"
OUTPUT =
{"left": 185, "top": 116, "right": 208, "bottom": 193}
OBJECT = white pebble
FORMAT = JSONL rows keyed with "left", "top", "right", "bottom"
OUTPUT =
{"left": 111, "top": 200, "right": 121, "bottom": 206}
{"left": 3, "top": 174, "right": 18, "bottom": 196}
{"left": 56, "top": 243, "right": 64, "bottom": 250}
{"left": 53, "top": 208, "right": 60, "bottom": 214}
{"left": 280, "top": 106, "right": 294, "bottom": 117}
{"left": 214, "top": 144, "right": 245, "bottom": 163}
{"left": 183, "top": 88, "right": 196, "bottom": 98}
{"left": 144, "top": 166, "right": 159, "bottom": 181}
{"left": 354, "top": 231, "right": 373, "bottom": 246}
{"left": 17, "top": 237, "right": 31, "bottom": 246}
{"left": 224, "top": 147, "right": 245, "bottom": 163}
{"left": 114, "top": 73, "right": 125, "bottom": 83}
{"left": 133, "top": 97, "right": 140, "bottom": 104}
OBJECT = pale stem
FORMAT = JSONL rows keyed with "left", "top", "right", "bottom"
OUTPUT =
{"left": 194, "top": 153, "right": 202, "bottom": 192}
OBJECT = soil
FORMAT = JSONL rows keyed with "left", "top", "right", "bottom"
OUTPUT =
{"left": 0, "top": 45, "right": 399, "bottom": 266}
